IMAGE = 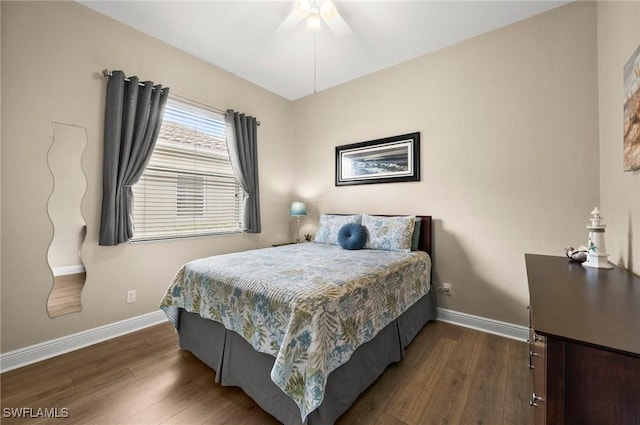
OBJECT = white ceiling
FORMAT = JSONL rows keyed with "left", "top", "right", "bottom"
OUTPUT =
{"left": 81, "top": 1, "right": 570, "bottom": 100}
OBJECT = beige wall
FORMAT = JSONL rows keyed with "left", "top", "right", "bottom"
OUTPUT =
{"left": 1, "top": 1, "right": 293, "bottom": 352}
{"left": 292, "top": 2, "right": 600, "bottom": 326}
{"left": 3, "top": 0, "right": 635, "bottom": 354}
{"left": 597, "top": 1, "right": 640, "bottom": 275}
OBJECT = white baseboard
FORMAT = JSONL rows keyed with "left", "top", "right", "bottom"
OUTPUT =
{"left": 52, "top": 264, "right": 86, "bottom": 276}
{"left": 437, "top": 308, "right": 529, "bottom": 342}
{"left": 1, "top": 308, "right": 526, "bottom": 373}
{"left": 0, "top": 310, "right": 168, "bottom": 373}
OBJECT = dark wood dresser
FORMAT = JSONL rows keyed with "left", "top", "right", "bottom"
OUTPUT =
{"left": 525, "top": 254, "right": 640, "bottom": 425}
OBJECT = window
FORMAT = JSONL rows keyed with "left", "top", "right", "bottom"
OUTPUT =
{"left": 177, "top": 175, "right": 205, "bottom": 218}
{"left": 132, "top": 98, "right": 243, "bottom": 241}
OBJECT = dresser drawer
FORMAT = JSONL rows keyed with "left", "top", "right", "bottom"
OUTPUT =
{"left": 529, "top": 329, "right": 546, "bottom": 425}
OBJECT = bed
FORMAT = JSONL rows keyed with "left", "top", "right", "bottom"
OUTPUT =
{"left": 160, "top": 214, "right": 436, "bottom": 425}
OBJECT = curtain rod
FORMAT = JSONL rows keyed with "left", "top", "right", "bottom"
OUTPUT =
{"left": 101, "top": 69, "right": 167, "bottom": 91}
{"left": 101, "top": 69, "right": 260, "bottom": 126}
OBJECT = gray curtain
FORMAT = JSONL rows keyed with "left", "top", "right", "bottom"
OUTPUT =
{"left": 99, "top": 70, "right": 169, "bottom": 246}
{"left": 225, "top": 110, "right": 261, "bottom": 233}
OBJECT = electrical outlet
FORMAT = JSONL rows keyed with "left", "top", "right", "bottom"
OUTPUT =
{"left": 440, "top": 283, "right": 452, "bottom": 296}
{"left": 127, "top": 290, "right": 137, "bottom": 304}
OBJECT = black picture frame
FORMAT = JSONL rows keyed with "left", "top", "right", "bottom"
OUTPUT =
{"left": 335, "top": 132, "right": 420, "bottom": 186}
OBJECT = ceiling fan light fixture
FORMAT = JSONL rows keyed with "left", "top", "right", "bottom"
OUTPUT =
{"left": 306, "top": 10, "right": 322, "bottom": 31}
{"left": 319, "top": 0, "right": 336, "bottom": 21}
{"left": 294, "top": 0, "right": 311, "bottom": 18}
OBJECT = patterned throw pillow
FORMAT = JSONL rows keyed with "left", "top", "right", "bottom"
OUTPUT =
{"left": 314, "top": 214, "right": 362, "bottom": 245}
{"left": 362, "top": 214, "right": 415, "bottom": 253}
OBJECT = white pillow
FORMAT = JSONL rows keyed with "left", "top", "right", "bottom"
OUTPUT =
{"left": 314, "top": 214, "right": 362, "bottom": 245}
{"left": 362, "top": 214, "right": 415, "bottom": 253}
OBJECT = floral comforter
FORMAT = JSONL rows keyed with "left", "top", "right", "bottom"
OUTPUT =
{"left": 160, "top": 243, "right": 431, "bottom": 421}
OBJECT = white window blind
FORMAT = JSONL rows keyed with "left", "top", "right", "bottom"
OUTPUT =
{"left": 132, "top": 98, "right": 242, "bottom": 241}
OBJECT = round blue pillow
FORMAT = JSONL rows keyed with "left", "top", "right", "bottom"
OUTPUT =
{"left": 338, "top": 223, "right": 366, "bottom": 250}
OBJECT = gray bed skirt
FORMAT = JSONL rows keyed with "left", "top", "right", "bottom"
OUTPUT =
{"left": 177, "top": 289, "right": 437, "bottom": 425}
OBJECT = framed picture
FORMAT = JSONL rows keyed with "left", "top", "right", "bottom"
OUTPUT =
{"left": 624, "top": 44, "right": 640, "bottom": 171}
{"left": 335, "top": 132, "right": 420, "bottom": 186}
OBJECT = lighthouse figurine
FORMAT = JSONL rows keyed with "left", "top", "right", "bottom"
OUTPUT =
{"left": 583, "top": 207, "right": 613, "bottom": 269}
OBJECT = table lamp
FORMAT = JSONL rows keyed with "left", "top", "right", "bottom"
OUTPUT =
{"left": 290, "top": 202, "right": 307, "bottom": 243}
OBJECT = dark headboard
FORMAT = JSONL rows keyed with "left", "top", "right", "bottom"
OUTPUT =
{"left": 333, "top": 214, "right": 433, "bottom": 257}
{"left": 416, "top": 215, "right": 432, "bottom": 256}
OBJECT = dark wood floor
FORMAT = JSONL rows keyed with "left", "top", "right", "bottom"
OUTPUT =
{"left": 1, "top": 321, "right": 533, "bottom": 425}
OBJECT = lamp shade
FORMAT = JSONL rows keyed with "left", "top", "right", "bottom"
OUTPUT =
{"left": 290, "top": 201, "right": 307, "bottom": 216}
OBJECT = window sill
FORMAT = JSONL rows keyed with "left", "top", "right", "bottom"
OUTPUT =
{"left": 130, "top": 230, "right": 242, "bottom": 244}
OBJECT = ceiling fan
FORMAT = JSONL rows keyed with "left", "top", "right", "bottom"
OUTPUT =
{"left": 277, "top": 0, "right": 351, "bottom": 36}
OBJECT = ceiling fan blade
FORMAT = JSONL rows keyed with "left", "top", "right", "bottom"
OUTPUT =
{"left": 276, "top": 11, "right": 302, "bottom": 34}
{"left": 324, "top": 11, "right": 351, "bottom": 36}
